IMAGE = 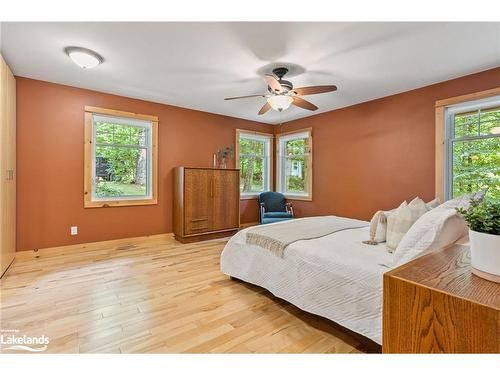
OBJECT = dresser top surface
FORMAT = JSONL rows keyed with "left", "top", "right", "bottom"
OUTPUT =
{"left": 385, "top": 244, "right": 500, "bottom": 309}
{"left": 177, "top": 166, "right": 240, "bottom": 171}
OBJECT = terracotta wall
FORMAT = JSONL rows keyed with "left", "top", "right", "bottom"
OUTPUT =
{"left": 16, "top": 67, "right": 500, "bottom": 250}
{"left": 276, "top": 67, "right": 500, "bottom": 221}
{"left": 16, "top": 78, "right": 272, "bottom": 251}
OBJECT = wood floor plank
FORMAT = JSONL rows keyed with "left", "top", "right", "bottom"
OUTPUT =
{"left": 0, "top": 235, "right": 372, "bottom": 353}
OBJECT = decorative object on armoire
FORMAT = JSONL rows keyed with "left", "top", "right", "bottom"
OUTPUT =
{"left": 457, "top": 199, "right": 500, "bottom": 283}
{"left": 0, "top": 54, "right": 16, "bottom": 278}
{"left": 173, "top": 167, "right": 240, "bottom": 243}
{"left": 214, "top": 147, "right": 233, "bottom": 169}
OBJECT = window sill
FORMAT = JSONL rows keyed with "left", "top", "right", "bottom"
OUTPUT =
{"left": 283, "top": 194, "right": 312, "bottom": 202}
{"left": 240, "top": 194, "right": 260, "bottom": 200}
{"left": 84, "top": 198, "right": 158, "bottom": 208}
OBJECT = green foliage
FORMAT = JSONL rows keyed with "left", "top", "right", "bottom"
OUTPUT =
{"left": 238, "top": 136, "right": 310, "bottom": 194}
{"left": 284, "top": 139, "right": 308, "bottom": 193}
{"left": 96, "top": 182, "right": 124, "bottom": 197}
{"left": 287, "top": 175, "right": 305, "bottom": 192}
{"left": 452, "top": 109, "right": 499, "bottom": 201}
{"left": 95, "top": 121, "right": 147, "bottom": 189}
{"left": 96, "top": 181, "right": 146, "bottom": 197}
{"left": 239, "top": 138, "right": 265, "bottom": 192}
{"left": 96, "top": 146, "right": 143, "bottom": 184}
{"left": 456, "top": 199, "right": 500, "bottom": 235}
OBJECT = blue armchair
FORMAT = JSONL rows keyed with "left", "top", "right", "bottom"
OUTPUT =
{"left": 258, "top": 192, "right": 294, "bottom": 225}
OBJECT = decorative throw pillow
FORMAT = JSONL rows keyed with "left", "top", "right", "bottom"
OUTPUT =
{"left": 386, "top": 198, "right": 428, "bottom": 252}
{"left": 439, "top": 189, "right": 487, "bottom": 210}
{"left": 364, "top": 207, "right": 398, "bottom": 245}
{"left": 426, "top": 198, "right": 441, "bottom": 210}
{"left": 392, "top": 207, "right": 468, "bottom": 267}
{"left": 364, "top": 210, "right": 387, "bottom": 245}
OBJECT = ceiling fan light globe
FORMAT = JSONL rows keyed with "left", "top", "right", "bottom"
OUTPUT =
{"left": 267, "top": 95, "right": 293, "bottom": 111}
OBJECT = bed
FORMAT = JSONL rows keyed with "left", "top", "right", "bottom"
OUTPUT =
{"left": 220, "top": 194, "right": 472, "bottom": 346}
{"left": 220, "top": 216, "right": 393, "bottom": 345}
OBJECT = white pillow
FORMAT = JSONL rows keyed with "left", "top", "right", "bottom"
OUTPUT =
{"left": 439, "top": 190, "right": 487, "bottom": 210}
{"left": 367, "top": 198, "right": 437, "bottom": 245}
{"left": 386, "top": 198, "right": 428, "bottom": 252}
{"left": 367, "top": 211, "right": 386, "bottom": 243}
{"left": 426, "top": 198, "right": 441, "bottom": 210}
{"left": 367, "top": 208, "right": 397, "bottom": 243}
{"left": 392, "top": 207, "right": 468, "bottom": 267}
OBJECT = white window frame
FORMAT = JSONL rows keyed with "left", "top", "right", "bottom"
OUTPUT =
{"left": 443, "top": 96, "right": 500, "bottom": 200}
{"left": 236, "top": 129, "right": 273, "bottom": 199}
{"left": 84, "top": 106, "right": 158, "bottom": 208}
{"left": 276, "top": 129, "right": 313, "bottom": 201}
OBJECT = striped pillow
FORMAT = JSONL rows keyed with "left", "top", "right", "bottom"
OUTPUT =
{"left": 386, "top": 198, "right": 428, "bottom": 252}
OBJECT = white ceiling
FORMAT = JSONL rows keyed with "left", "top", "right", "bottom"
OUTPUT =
{"left": 1, "top": 22, "right": 499, "bottom": 124}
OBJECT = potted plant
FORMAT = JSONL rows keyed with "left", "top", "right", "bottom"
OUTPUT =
{"left": 457, "top": 199, "right": 500, "bottom": 283}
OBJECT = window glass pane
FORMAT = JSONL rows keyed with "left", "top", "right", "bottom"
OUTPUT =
{"left": 454, "top": 111, "right": 479, "bottom": 138}
{"left": 95, "top": 121, "right": 148, "bottom": 146}
{"left": 452, "top": 137, "right": 500, "bottom": 200}
{"left": 285, "top": 138, "right": 307, "bottom": 156}
{"left": 238, "top": 135, "right": 269, "bottom": 194}
{"left": 285, "top": 156, "right": 308, "bottom": 193}
{"left": 95, "top": 146, "right": 148, "bottom": 198}
{"left": 279, "top": 133, "right": 311, "bottom": 196}
{"left": 479, "top": 107, "right": 500, "bottom": 136}
{"left": 239, "top": 138, "right": 265, "bottom": 157}
{"left": 239, "top": 156, "right": 264, "bottom": 192}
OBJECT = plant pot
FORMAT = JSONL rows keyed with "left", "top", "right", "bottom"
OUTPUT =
{"left": 469, "top": 229, "right": 500, "bottom": 283}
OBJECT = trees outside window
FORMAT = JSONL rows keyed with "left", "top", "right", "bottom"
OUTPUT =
{"left": 236, "top": 130, "right": 272, "bottom": 197}
{"left": 276, "top": 129, "right": 312, "bottom": 200}
{"left": 84, "top": 107, "right": 158, "bottom": 208}
{"left": 446, "top": 101, "right": 499, "bottom": 201}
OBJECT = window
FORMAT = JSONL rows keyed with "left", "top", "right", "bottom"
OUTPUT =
{"left": 276, "top": 129, "right": 312, "bottom": 200}
{"left": 444, "top": 98, "right": 499, "bottom": 201}
{"left": 84, "top": 106, "right": 158, "bottom": 207}
{"left": 236, "top": 130, "right": 272, "bottom": 198}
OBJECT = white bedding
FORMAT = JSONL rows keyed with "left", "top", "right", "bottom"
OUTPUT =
{"left": 220, "top": 216, "right": 394, "bottom": 345}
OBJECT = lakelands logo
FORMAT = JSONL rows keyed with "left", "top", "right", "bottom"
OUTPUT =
{"left": 0, "top": 329, "right": 49, "bottom": 352}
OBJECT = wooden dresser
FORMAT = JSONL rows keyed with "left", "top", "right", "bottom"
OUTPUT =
{"left": 173, "top": 167, "right": 240, "bottom": 243}
{"left": 383, "top": 243, "right": 500, "bottom": 353}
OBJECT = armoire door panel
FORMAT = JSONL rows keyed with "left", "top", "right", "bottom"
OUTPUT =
{"left": 184, "top": 168, "right": 213, "bottom": 235}
{"left": 0, "top": 55, "right": 16, "bottom": 277}
{"left": 212, "top": 169, "right": 239, "bottom": 231}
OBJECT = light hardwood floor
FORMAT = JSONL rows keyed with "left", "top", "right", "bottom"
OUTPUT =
{"left": 0, "top": 234, "right": 377, "bottom": 353}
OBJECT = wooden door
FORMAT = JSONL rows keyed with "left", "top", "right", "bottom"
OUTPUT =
{"left": 184, "top": 168, "right": 213, "bottom": 235}
{"left": 0, "top": 55, "right": 16, "bottom": 277}
{"left": 212, "top": 169, "right": 239, "bottom": 231}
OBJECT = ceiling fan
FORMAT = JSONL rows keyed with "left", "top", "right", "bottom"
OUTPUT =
{"left": 224, "top": 67, "right": 337, "bottom": 115}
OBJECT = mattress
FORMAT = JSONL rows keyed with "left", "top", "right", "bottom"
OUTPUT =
{"left": 220, "top": 216, "right": 394, "bottom": 344}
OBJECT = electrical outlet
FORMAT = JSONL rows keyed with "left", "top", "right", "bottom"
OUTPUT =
{"left": 70, "top": 226, "right": 78, "bottom": 236}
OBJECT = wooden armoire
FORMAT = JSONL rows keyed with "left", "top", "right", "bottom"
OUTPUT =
{"left": 173, "top": 167, "right": 240, "bottom": 243}
{"left": 0, "top": 55, "right": 16, "bottom": 277}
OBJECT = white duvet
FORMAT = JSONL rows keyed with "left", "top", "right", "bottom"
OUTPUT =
{"left": 220, "top": 216, "right": 394, "bottom": 345}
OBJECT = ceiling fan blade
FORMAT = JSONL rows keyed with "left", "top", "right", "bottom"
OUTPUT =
{"left": 224, "top": 94, "right": 266, "bottom": 100}
{"left": 291, "top": 85, "right": 337, "bottom": 96}
{"left": 292, "top": 97, "right": 318, "bottom": 111}
{"left": 263, "top": 74, "right": 283, "bottom": 93}
{"left": 258, "top": 102, "right": 271, "bottom": 115}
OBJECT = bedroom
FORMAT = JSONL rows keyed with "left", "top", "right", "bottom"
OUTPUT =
{"left": 1, "top": 1, "right": 500, "bottom": 373}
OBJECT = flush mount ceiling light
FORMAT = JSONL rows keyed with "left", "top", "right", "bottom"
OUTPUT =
{"left": 64, "top": 46, "right": 103, "bottom": 69}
